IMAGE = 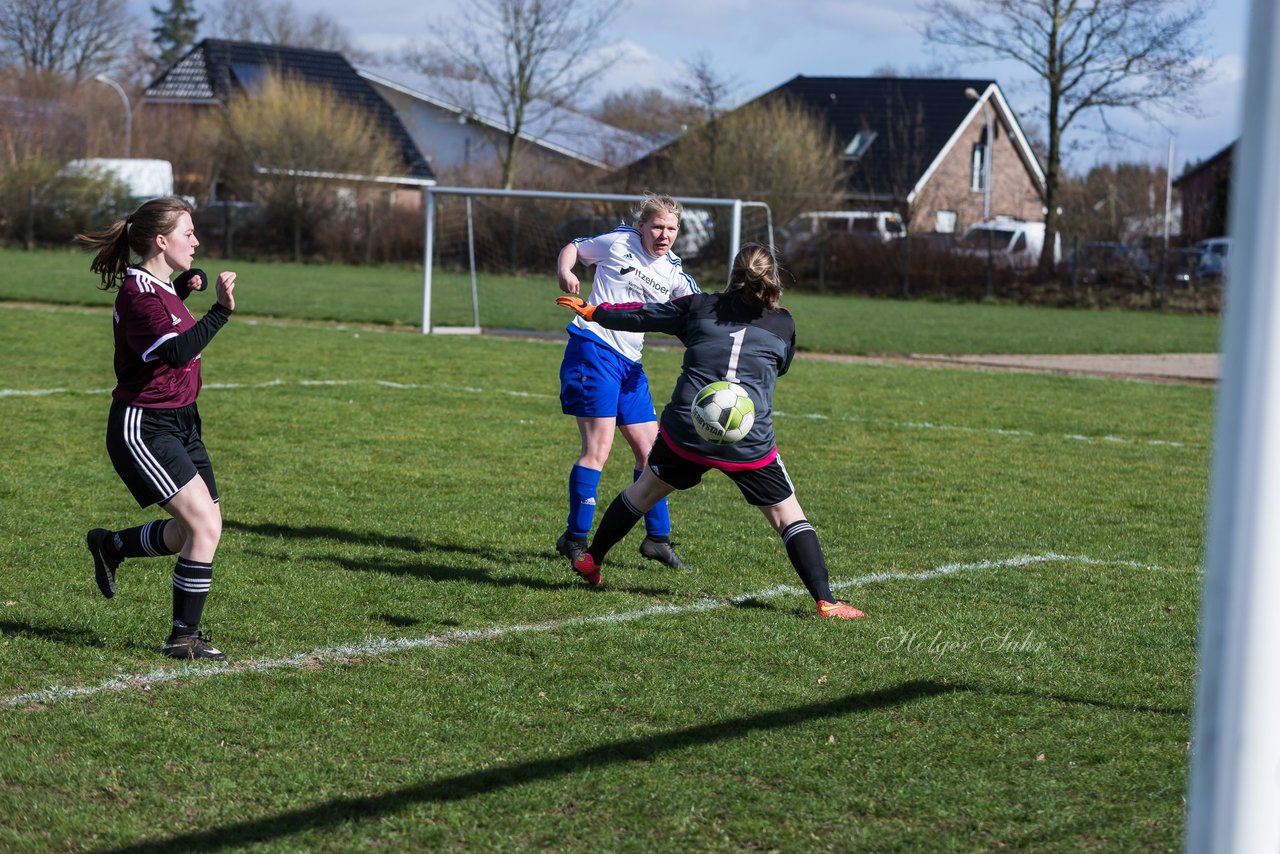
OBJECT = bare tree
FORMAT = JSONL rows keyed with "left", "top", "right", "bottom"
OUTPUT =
{"left": 403, "top": 0, "right": 612, "bottom": 189}
{"left": 919, "top": 0, "right": 1211, "bottom": 275}
{"left": 663, "top": 95, "right": 848, "bottom": 228}
{"left": 673, "top": 55, "right": 738, "bottom": 199}
{"left": 0, "top": 0, "right": 133, "bottom": 83}
{"left": 846, "top": 86, "right": 931, "bottom": 227}
{"left": 592, "top": 88, "right": 703, "bottom": 146}
{"left": 207, "top": 0, "right": 369, "bottom": 62}
{"left": 1057, "top": 160, "right": 1170, "bottom": 242}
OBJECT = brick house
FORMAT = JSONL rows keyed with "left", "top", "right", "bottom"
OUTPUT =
{"left": 756, "top": 76, "right": 1046, "bottom": 235}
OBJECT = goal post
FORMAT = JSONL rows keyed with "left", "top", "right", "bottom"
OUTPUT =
{"left": 421, "top": 186, "right": 773, "bottom": 334}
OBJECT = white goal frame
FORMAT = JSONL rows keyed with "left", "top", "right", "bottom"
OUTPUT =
{"left": 421, "top": 186, "right": 773, "bottom": 334}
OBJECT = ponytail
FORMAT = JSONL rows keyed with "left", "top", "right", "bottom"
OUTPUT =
{"left": 727, "top": 243, "right": 784, "bottom": 309}
{"left": 76, "top": 196, "right": 193, "bottom": 290}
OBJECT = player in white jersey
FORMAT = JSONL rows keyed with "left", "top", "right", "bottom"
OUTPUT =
{"left": 555, "top": 194, "right": 701, "bottom": 570}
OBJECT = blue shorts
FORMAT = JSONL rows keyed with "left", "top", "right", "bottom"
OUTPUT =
{"left": 559, "top": 332, "right": 656, "bottom": 425}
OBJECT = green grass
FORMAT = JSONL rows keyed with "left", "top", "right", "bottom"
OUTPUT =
{"left": 2, "top": 246, "right": 1221, "bottom": 354}
{"left": 0, "top": 292, "right": 1209, "bottom": 851}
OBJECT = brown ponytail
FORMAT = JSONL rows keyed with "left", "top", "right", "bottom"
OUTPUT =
{"left": 727, "top": 243, "right": 784, "bottom": 309}
{"left": 76, "top": 196, "right": 193, "bottom": 290}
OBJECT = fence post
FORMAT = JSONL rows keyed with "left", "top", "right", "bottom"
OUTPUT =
{"left": 901, "top": 232, "right": 911, "bottom": 298}
{"left": 1156, "top": 245, "right": 1169, "bottom": 309}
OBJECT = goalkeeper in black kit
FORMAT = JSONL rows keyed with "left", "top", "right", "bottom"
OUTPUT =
{"left": 556, "top": 243, "right": 864, "bottom": 618}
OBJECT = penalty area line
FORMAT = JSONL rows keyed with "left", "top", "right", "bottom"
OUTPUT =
{"left": 1, "top": 552, "right": 1170, "bottom": 710}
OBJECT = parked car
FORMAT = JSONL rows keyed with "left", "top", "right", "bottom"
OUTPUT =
{"left": 1194, "top": 237, "right": 1233, "bottom": 279}
{"left": 780, "top": 210, "right": 906, "bottom": 248}
{"left": 1065, "top": 241, "right": 1151, "bottom": 286}
{"left": 672, "top": 207, "right": 715, "bottom": 260}
{"left": 957, "top": 217, "right": 1060, "bottom": 269}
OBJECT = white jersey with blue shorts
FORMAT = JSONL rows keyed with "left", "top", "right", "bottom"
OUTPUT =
{"left": 566, "top": 226, "right": 700, "bottom": 362}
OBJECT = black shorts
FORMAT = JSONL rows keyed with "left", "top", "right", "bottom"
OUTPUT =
{"left": 105, "top": 401, "right": 218, "bottom": 508}
{"left": 647, "top": 437, "right": 795, "bottom": 507}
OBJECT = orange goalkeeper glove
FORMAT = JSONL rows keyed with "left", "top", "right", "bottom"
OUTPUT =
{"left": 556, "top": 295, "right": 596, "bottom": 322}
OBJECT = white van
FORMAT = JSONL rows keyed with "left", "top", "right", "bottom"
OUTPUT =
{"left": 783, "top": 210, "right": 906, "bottom": 245}
{"left": 62, "top": 158, "right": 176, "bottom": 201}
{"left": 957, "top": 217, "right": 1060, "bottom": 269}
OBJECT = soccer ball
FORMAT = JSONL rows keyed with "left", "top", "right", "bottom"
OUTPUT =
{"left": 690, "top": 381, "right": 755, "bottom": 444}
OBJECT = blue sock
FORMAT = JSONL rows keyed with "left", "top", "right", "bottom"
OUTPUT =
{"left": 566, "top": 465, "right": 602, "bottom": 540}
{"left": 636, "top": 468, "right": 671, "bottom": 538}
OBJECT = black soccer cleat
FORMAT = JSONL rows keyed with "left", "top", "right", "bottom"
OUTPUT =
{"left": 639, "top": 536, "right": 688, "bottom": 570}
{"left": 162, "top": 631, "right": 228, "bottom": 662}
{"left": 86, "top": 528, "right": 121, "bottom": 598}
{"left": 555, "top": 533, "right": 587, "bottom": 562}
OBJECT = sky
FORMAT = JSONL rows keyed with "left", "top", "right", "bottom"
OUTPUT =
{"left": 130, "top": 0, "right": 1249, "bottom": 176}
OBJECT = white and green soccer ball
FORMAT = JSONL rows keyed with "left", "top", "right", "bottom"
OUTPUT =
{"left": 690, "top": 381, "right": 755, "bottom": 444}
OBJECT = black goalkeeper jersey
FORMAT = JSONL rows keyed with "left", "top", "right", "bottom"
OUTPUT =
{"left": 591, "top": 290, "right": 795, "bottom": 468}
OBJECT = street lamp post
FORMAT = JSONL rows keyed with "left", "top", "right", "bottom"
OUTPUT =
{"left": 965, "top": 87, "right": 994, "bottom": 298}
{"left": 93, "top": 74, "right": 132, "bottom": 158}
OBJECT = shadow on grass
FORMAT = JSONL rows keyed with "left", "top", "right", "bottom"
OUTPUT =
{"left": 226, "top": 518, "right": 680, "bottom": 596}
{"left": 965, "top": 682, "right": 1188, "bottom": 718}
{"left": 225, "top": 520, "right": 442, "bottom": 555}
{"left": 103, "top": 680, "right": 958, "bottom": 853}
{"left": 0, "top": 620, "right": 100, "bottom": 647}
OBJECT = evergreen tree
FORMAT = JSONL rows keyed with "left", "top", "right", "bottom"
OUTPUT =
{"left": 151, "top": 0, "right": 202, "bottom": 72}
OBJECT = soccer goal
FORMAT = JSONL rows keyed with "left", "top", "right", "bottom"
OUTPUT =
{"left": 421, "top": 186, "right": 774, "bottom": 334}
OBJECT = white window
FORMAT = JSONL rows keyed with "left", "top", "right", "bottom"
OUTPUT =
{"left": 844, "top": 131, "right": 878, "bottom": 160}
{"left": 935, "top": 210, "right": 957, "bottom": 233}
{"left": 970, "top": 143, "right": 986, "bottom": 192}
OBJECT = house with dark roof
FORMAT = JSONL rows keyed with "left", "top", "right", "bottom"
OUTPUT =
{"left": 360, "top": 68, "right": 652, "bottom": 183}
{"left": 1173, "top": 141, "right": 1233, "bottom": 243}
{"left": 142, "top": 38, "right": 434, "bottom": 198}
{"left": 628, "top": 75, "right": 1046, "bottom": 236}
{"left": 770, "top": 76, "right": 1045, "bottom": 233}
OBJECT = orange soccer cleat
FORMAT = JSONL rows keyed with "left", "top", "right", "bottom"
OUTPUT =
{"left": 816, "top": 600, "right": 865, "bottom": 619}
{"left": 572, "top": 552, "right": 602, "bottom": 587}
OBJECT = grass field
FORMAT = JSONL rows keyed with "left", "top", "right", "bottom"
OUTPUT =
{"left": 0, "top": 261, "right": 1212, "bottom": 850}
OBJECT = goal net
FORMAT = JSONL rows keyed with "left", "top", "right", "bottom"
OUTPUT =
{"left": 421, "top": 187, "right": 773, "bottom": 333}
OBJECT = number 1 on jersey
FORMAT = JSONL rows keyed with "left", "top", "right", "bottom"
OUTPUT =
{"left": 725, "top": 328, "right": 746, "bottom": 382}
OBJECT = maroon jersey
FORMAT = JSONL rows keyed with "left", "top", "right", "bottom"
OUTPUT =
{"left": 111, "top": 267, "right": 202, "bottom": 407}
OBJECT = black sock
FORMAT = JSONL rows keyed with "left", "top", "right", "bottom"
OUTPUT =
{"left": 171, "top": 557, "right": 213, "bottom": 633}
{"left": 111, "top": 519, "right": 177, "bottom": 560}
{"left": 781, "top": 520, "right": 834, "bottom": 603}
{"left": 587, "top": 491, "right": 645, "bottom": 562}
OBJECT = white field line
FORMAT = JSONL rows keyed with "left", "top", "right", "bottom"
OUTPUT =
{"left": 1, "top": 552, "right": 1173, "bottom": 710}
{"left": 1, "top": 379, "right": 1189, "bottom": 448}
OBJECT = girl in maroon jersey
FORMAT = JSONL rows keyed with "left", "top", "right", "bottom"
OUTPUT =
{"left": 76, "top": 196, "right": 238, "bottom": 660}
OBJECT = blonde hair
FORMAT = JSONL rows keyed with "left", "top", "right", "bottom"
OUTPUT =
{"left": 728, "top": 243, "right": 784, "bottom": 309}
{"left": 633, "top": 192, "right": 682, "bottom": 226}
{"left": 76, "top": 196, "right": 194, "bottom": 290}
